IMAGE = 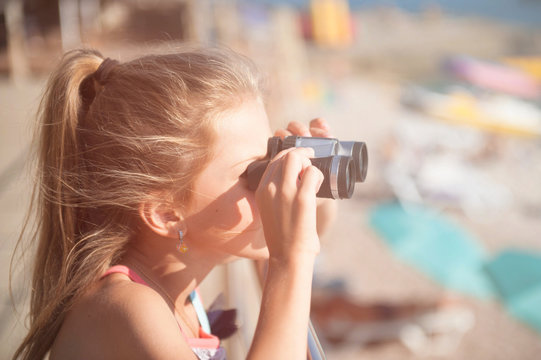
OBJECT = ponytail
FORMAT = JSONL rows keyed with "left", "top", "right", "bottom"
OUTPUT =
{"left": 13, "top": 49, "right": 105, "bottom": 360}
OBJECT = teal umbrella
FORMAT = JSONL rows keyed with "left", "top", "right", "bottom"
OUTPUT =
{"left": 485, "top": 249, "right": 541, "bottom": 333}
{"left": 370, "top": 202, "right": 541, "bottom": 333}
{"left": 369, "top": 202, "right": 495, "bottom": 298}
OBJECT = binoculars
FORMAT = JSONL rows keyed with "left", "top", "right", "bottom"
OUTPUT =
{"left": 243, "top": 136, "right": 368, "bottom": 199}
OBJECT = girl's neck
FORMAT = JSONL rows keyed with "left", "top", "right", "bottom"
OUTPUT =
{"left": 120, "top": 231, "right": 224, "bottom": 334}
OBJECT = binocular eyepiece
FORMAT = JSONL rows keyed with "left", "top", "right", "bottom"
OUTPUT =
{"left": 243, "top": 136, "right": 368, "bottom": 199}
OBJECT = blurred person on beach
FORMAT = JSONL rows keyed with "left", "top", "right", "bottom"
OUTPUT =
{"left": 12, "top": 46, "right": 338, "bottom": 360}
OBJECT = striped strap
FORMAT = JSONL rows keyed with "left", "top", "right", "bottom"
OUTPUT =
{"left": 190, "top": 290, "right": 212, "bottom": 334}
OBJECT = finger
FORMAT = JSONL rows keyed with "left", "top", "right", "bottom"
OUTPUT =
{"left": 271, "top": 146, "right": 300, "bottom": 161}
{"left": 274, "top": 128, "right": 292, "bottom": 139}
{"left": 258, "top": 146, "right": 307, "bottom": 190}
{"left": 258, "top": 147, "right": 296, "bottom": 188}
{"left": 309, "top": 127, "right": 330, "bottom": 138}
{"left": 309, "top": 118, "right": 331, "bottom": 132}
{"left": 297, "top": 165, "right": 324, "bottom": 203}
{"left": 287, "top": 121, "right": 311, "bottom": 137}
{"left": 281, "top": 148, "right": 314, "bottom": 191}
{"left": 258, "top": 146, "right": 314, "bottom": 196}
{"left": 309, "top": 118, "right": 333, "bottom": 138}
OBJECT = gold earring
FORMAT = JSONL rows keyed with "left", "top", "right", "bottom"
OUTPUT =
{"left": 176, "top": 230, "right": 188, "bottom": 253}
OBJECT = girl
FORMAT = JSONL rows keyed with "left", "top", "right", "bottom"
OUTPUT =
{"left": 13, "top": 47, "right": 335, "bottom": 359}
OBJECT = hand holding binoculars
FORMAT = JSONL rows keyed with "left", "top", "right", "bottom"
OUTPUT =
{"left": 242, "top": 136, "right": 368, "bottom": 199}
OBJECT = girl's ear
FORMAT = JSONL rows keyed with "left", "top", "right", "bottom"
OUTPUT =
{"left": 139, "top": 201, "right": 183, "bottom": 239}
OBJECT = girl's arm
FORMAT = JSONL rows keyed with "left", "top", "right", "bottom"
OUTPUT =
{"left": 247, "top": 147, "right": 323, "bottom": 360}
{"left": 248, "top": 119, "right": 337, "bottom": 359}
{"left": 249, "top": 255, "right": 316, "bottom": 359}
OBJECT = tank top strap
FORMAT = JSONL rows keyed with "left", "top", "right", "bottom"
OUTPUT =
{"left": 190, "top": 290, "right": 212, "bottom": 334}
{"left": 101, "top": 265, "right": 221, "bottom": 352}
{"left": 101, "top": 264, "right": 149, "bottom": 286}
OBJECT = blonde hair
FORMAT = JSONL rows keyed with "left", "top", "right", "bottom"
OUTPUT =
{"left": 13, "top": 47, "right": 263, "bottom": 359}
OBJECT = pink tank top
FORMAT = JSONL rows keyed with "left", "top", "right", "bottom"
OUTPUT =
{"left": 102, "top": 265, "right": 226, "bottom": 360}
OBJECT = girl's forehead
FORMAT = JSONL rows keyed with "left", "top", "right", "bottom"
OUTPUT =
{"left": 209, "top": 100, "right": 271, "bottom": 164}
{"left": 216, "top": 101, "right": 270, "bottom": 143}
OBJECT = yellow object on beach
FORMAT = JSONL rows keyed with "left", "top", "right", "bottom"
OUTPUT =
{"left": 504, "top": 57, "right": 541, "bottom": 81}
{"left": 310, "top": 0, "right": 352, "bottom": 47}
{"left": 428, "top": 91, "right": 541, "bottom": 138}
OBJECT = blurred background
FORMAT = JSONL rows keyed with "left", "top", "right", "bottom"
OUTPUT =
{"left": 1, "top": 0, "right": 541, "bottom": 359}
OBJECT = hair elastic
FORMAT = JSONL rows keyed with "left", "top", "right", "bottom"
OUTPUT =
{"left": 94, "top": 58, "right": 119, "bottom": 85}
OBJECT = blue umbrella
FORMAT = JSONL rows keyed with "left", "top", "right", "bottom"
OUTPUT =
{"left": 369, "top": 202, "right": 495, "bottom": 298}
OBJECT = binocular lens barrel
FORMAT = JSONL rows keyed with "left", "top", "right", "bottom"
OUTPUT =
{"left": 244, "top": 155, "right": 355, "bottom": 199}
{"left": 280, "top": 136, "right": 367, "bottom": 183}
{"left": 338, "top": 141, "right": 368, "bottom": 182}
{"left": 243, "top": 136, "right": 368, "bottom": 200}
{"left": 311, "top": 156, "right": 355, "bottom": 199}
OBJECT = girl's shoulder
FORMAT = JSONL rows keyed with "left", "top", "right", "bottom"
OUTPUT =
{"left": 49, "top": 273, "right": 196, "bottom": 359}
